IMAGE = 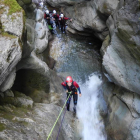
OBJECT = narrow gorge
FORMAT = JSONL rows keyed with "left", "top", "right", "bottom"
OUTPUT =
{"left": 0, "top": 0, "right": 140, "bottom": 140}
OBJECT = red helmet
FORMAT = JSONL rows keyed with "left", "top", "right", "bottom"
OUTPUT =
{"left": 66, "top": 76, "right": 73, "bottom": 83}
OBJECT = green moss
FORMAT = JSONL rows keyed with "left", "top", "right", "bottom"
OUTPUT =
{"left": 11, "top": 15, "right": 16, "bottom": 21}
{"left": 0, "top": 123, "right": 6, "bottom": 131}
{"left": 0, "top": 106, "right": 14, "bottom": 120}
{"left": 0, "top": 22, "right": 4, "bottom": 33}
{"left": 103, "top": 3, "right": 108, "bottom": 10}
{"left": 18, "top": 37, "right": 23, "bottom": 49}
{"left": 2, "top": 32, "right": 16, "bottom": 39}
{"left": 0, "top": 21, "right": 16, "bottom": 39}
{"left": 0, "top": 113, "right": 13, "bottom": 120}
{"left": 0, "top": 97, "right": 16, "bottom": 106}
{"left": 0, "top": 104, "right": 31, "bottom": 121}
{"left": 117, "top": 28, "right": 140, "bottom": 63}
{"left": 23, "top": 10, "right": 26, "bottom": 26}
{"left": 3, "top": 0, "right": 22, "bottom": 15}
{"left": 14, "top": 91, "right": 23, "bottom": 97}
{"left": 0, "top": 20, "right": 2, "bottom": 28}
{"left": 0, "top": 6, "right": 5, "bottom": 15}
{"left": 12, "top": 107, "right": 29, "bottom": 116}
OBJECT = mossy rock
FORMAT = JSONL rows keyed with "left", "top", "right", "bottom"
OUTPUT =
{"left": 117, "top": 28, "right": 140, "bottom": 63}
{"left": 0, "top": 104, "right": 30, "bottom": 120}
{"left": 13, "top": 90, "right": 31, "bottom": 100}
{"left": 0, "top": 123, "right": 6, "bottom": 131}
{"left": 0, "top": 96, "right": 17, "bottom": 106}
{"left": 0, "top": 90, "right": 33, "bottom": 108}
{"left": 1, "top": 32, "right": 17, "bottom": 39}
{"left": 3, "top": 0, "right": 22, "bottom": 15}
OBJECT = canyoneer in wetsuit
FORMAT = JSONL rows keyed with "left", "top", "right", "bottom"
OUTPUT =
{"left": 44, "top": 10, "right": 53, "bottom": 32}
{"left": 59, "top": 14, "right": 72, "bottom": 33}
{"left": 44, "top": 10, "right": 50, "bottom": 24}
{"left": 61, "top": 76, "right": 82, "bottom": 112}
{"left": 52, "top": 10, "right": 60, "bottom": 28}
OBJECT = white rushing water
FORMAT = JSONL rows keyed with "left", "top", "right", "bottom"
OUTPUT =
{"left": 77, "top": 74, "right": 107, "bottom": 140}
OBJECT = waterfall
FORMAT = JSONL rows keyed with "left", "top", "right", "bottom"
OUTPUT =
{"left": 77, "top": 74, "right": 107, "bottom": 140}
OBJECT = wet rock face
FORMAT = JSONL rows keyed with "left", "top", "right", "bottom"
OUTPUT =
{"left": 0, "top": 1, "right": 23, "bottom": 92}
{"left": 94, "top": 0, "right": 119, "bottom": 16}
{"left": 0, "top": 37, "right": 22, "bottom": 92}
{"left": 45, "top": 0, "right": 119, "bottom": 14}
{"left": 0, "top": 103, "right": 75, "bottom": 140}
{"left": 17, "top": 0, "right": 35, "bottom": 18}
{"left": 35, "top": 10, "right": 49, "bottom": 54}
{"left": 100, "top": 0, "right": 140, "bottom": 139}
{"left": 102, "top": 80, "right": 140, "bottom": 140}
{"left": 0, "top": 90, "right": 33, "bottom": 108}
{"left": 0, "top": 7, "right": 24, "bottom": 37}
{"left": 65, "top": 1, "right": 107, "bottom": 41}
{"left": 102, "top": 0, "right": 140, "bottom": 94}
{"left": 45, "top": 0, "right": 87, "bottom": 7}
{"left": 64, "top": 1, "right": 109, "bottom": 41}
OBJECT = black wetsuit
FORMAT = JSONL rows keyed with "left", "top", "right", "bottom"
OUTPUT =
{"left": 59, "top": 17, "right": 70, "bottom": 32}
{"left": 52, "top": 14, "right": 59, "bottom": 27}
{"left": 66, "top": 82, "right": 78, "bottom": 111}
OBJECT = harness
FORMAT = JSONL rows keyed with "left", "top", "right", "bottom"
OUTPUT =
{"left": 66, "top": 81, "right": 77, "bottom": 93}
{"left": 60, "top": 18, "right": 66, "bottom": 26}
{"left": 46, "top": 14, "right": 50, "bottom": 18}
{"left": 53, "top": 14, "right": 58, "bottom": 21}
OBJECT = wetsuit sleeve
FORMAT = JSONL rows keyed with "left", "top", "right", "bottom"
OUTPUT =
{"left": 44, "top": 13, "right": 46, "bottom": 19}
{"left": 64, "top": 17, "right": 70, "bottom": 20}
{"left": 77, "top": 87, "right": 81, "bottom": 94}
{"left": 73, "top": 81, "right": 81, "bottom": 94}
{"left": 61, "top": 82, "right": 67, "bottom": 90}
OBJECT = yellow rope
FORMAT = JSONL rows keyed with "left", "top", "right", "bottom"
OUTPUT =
{"left": 47, "top": 92, "right": 71, "bottom": 140}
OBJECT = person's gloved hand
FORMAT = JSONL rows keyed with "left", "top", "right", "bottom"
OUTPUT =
{"left": 79, "top": 93, "right": 82, "bottom": 97}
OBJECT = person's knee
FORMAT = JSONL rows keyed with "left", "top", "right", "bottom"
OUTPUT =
{"left": 74, "top": 101, "right": 77, "bottom": 105}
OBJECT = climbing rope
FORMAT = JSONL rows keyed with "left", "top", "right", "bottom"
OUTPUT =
{"left": 56, "top": 104, "right": 67, "bottom": 140}
{"left": 47, "top": 92, "right": 72, "bottom": 140}
{"left": 56, "top": 95, "right": 72, "bottom": 140}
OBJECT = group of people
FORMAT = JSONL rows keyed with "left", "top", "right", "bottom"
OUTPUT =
{"left": 44, "top": 10, "right": 72, "bottom": 33}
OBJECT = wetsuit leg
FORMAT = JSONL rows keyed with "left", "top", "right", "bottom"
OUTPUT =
{"left": 67, "top": 93, "right": 72, "bottom": 111}
{"left": 58, "top": 21, "right": 60, "bottom": 28}
{"left": 64, "top": 25, "right": 66, "bottom": 32}
{"left": 73, "top": 92, "right": 78, "bottom": 106}
{"left": 61, "top": 25, "right": 63, "bottom": 32}
{"left": 56, "top": 21, "right": 59, "bottom": 27}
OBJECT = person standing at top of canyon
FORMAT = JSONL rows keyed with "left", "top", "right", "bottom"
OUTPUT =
{"left": 44, "top": 10, "right": 50, "bottom": 23}
{"left": 61, "top": 76, "right": 82, "bottom": 113}
{"left": 52, "top": 10, "right": 60, "bottom": 28}
{"left": 59, "top": 14, "right": 72, "bottom": 33}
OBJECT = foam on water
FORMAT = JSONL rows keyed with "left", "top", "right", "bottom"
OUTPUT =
{"left": 77, "top": 74, "right": 107, "bottom": 140}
